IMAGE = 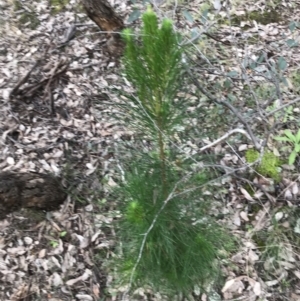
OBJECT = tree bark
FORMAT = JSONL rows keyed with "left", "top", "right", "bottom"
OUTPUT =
{"left": 0, "top": 172, "right": 66, "bottom": 219}
{"left": 81, "top": 0, "right": 125, "bottom": 56}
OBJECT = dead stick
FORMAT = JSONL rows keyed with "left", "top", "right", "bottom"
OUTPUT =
{"left": 9, "top": 60, "right": 41, "bottom": 99}
{"left": 9, "top": 44, "right": 51, "bottom": 99}
{"left": 23, "top": 64, "right": 69, "bottom": 97}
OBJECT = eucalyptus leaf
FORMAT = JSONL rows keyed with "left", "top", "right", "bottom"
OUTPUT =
{"left": 289, "top": 21, "right": 297, "bottom": 33}
{"left": 250, "top": 62, "right": 257, "bottom": 70}
{"left": 223, "top": 79, "right": 231, "bottom": 89}
{"left": 227, "top": 94, "right": 236, "bottom": 102}
{"left": 242, "top": 58, "right": 249, "bottom": 68}
{"left": 201, "top": 9, "right": 209, "bottom": 22}
{"left": 227, "top": 71, "right": 238, "bottom": 78}
{"left": 191, "top": 28, "right": 199, "bottom": 40}
{"left": 281, "top": 77, "right": 288, "bottom": 86}
{"left": 278, "top": 56, "right": 287, "bottom": 71}
{"left": 128, "top": 9, "right": 141, "bottom": 23}
{"left": 286, "top": 39, "right": 298, "bottom": 48}
{"left": 257, "top": 53, "right": 265, "bottom": 64}
{"left": 183, "top": 10, "right": 194, "bottom": 23}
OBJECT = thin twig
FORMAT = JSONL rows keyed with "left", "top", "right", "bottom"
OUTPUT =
{"left": 122, "top": 177, "right": 184, "bottom": 300}
{"left": 186, "top": 68, "right": 261, "bottom": 150}
{"left": 9, "top": 43, "right": 51, "bottom": 99}
{"left": 199, "top": 129, "right": 252, "bottom": 152}
{"left": 23, "top": 64, "right": 69, "bottom": 97}
{"left": 44, "top": 59, "right": 66, "bottom": 115}
{"left": 265, "top": 97, "right": 300, "bottom": 117}
{"left": 9, "top": 60, "right": 41, "bottom": 99}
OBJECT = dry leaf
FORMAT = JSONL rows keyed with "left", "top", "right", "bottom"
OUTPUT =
{"left": 253, "top": 281, "right": 261, "bottom": 296}
{"left": 240, "top": 188, "right": 254, "bottom": 201}
{"left": 222, "top": 278, "right": 235, "bottom": 292}
{"left": 240, "top": 211, "right": 249, "bottom": 221}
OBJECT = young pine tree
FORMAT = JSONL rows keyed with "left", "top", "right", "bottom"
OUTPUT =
{"left": 111, "top": 7, "right": 233, "bottom": 299}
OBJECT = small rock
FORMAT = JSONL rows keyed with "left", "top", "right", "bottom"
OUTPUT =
{"left": 24, "top": 237, "right": 33, "bottom": 245}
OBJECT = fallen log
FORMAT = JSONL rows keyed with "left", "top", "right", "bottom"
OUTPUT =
{"left": 0, "top": 172, "right": 66, "bottom": 219}
{"left": 81, "top": 0, "right": 125, "bottom": 56}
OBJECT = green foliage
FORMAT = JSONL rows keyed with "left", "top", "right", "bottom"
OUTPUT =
{"left": 245, "top": 149, "right": 281, "bottom": 182}
{"left": 117, "top": 161, "right": 226, "bottom": 295}
{"left": 125, "top": 200, "right": 145, "bottom": 225}
{"left": 274, "top": 129, "right": 300, "bottom": 165}
{"left": 121, "top": 7, "right": 184, "bottom": 138}
{"left": 111, "top": 7, "right": 233, "bottom": 297}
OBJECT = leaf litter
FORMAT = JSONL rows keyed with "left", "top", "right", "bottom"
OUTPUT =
{"left": 0, "top": 0, "right": 300, "bottom": 300}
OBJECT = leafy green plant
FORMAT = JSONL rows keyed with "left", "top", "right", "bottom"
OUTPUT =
{"left": 245, "top": 149, "right": 281, "bottom": 182}
{"left": 60, "top": 231, "right": 67, "bottom": 238}
{"left": 110, "top": 7, "right": 233, "bottom": 298}
{"left": 50, "top": 240, "right": 59, "bottom": 248}
{"left": 274, "top": 129, "right": 300, "bottom": 165}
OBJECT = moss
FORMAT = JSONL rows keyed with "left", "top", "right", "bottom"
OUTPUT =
{"left": 230, "top": 10, "right": 282, "bottom": 26}
{"left": 13, "top": 0, "right": 40, "bottom": 30}
{"left": 50, "top": 0, "right": 69, "bottom": 15}
{"left": 19, "top": 12, "right": 40, "bottom": 29}
{"left": 245, "top": 149, "right": 281, "bottom": 182}
{"left": 23, "top": 208, "right": 46, "bottom": 222}
{"left": 13, "top": 0, "right": 23, "bottom": 10}
{"left": 252, "top": 232, "right": 267, "bottom": 249}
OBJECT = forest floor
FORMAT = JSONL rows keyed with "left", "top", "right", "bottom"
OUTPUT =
{"left": 0, "top": 0, "right": 300, "bottom": 300}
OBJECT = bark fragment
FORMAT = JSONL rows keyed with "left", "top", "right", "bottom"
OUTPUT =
{"left": 81, "top": 0, "right": 125, "bottom": 56}
{"left": 0, "top": 172, "right": 66, "bottom": 219}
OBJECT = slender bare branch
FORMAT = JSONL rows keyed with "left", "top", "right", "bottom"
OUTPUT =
{"left": 186, "top": 68, "right": 261, "bottom": 150}
{"left": 265, "top": 97, "right": 300, "bottom": 117}
{"left": 199, "top": 129, "right": 252, "bottom": 152}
